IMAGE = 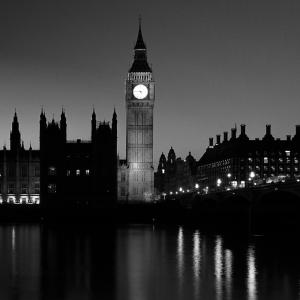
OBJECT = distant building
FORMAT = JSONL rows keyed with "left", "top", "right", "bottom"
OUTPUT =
{"left": 0, "top": 112, "right": 40, "bottom": 204}
{"left": 40, "top": 109, "right": 117, "bottom": 208}
{"left": 118, "top": 21, "right": 155, "bottom": 202}
{"left": 154, "top": 147, "right": 197, "bottom": 194}
{"left": 197, "top": 124, "right": 300, "bottom": 191}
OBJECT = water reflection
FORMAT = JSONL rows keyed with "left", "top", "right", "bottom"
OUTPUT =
{"left": 193, "top": 230, "right": 201, "bottom": 278}
{"left": 215, "top": 235, "right": 224, "bottom": 300}
{"left": 177, "top": 226, "right": 184, "bottom": 282}
{"left": 225, "top": 249, "right": 233, "bottom": 300}
{"left": 247, "top": 246, "right": 257, "bottom": 300}
{"left": 192, "top": 230, "right": 201, "bottom": 298}
{"left": 0, "top": 225, "right": 41, "bottom": 300}
{"left": 0, "top": 225, "right": 300, "bottom": 299}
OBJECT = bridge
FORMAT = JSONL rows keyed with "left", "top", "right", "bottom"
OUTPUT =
{"left": 162, "top": 181, "right": 300, "bottom": 231}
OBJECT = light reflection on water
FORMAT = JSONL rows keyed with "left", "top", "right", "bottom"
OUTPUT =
{"left": 214, "top": 235, "right": 224, "bottom": 300}
{"left": 193, "top": 230, "right": 201, "bottom": 298}
{"left": 247, "top": 246, "right": 257, "bottom": 300}
{"left": 225, "top": 249, "right": 233, "bottom": 300}
{"left": 177, "top": 226, "right": 184, "bottom": 282}
{"left": 0, "top": 225, "right": 299, "bottom": 300}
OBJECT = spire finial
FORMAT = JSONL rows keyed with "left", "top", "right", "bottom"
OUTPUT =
{"left": 139, "top": 15, "right": 142, "bottom": 30}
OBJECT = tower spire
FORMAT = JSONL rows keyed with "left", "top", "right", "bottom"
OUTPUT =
{"left": 134, "top": 16, "right": 146, "bottom": 50}
{"left": 129, "top": 18, "right": 151, "bottom": 73}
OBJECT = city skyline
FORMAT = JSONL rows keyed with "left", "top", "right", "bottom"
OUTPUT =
{"left": 0, "top": 0, "right": 300, "bottom": 163}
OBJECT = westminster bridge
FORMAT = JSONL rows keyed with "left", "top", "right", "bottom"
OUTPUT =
{"left": 161, "top": 181, "right": 300, "bottom": 231}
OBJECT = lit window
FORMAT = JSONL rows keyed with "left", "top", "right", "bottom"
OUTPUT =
{"left": 285, "top": 150, "right": 291, "bottom": 157}
{"left": 85, "top": 169, "right": 90, "bottom": 175}
{"left": 264, "top": 157, "right": 268, "bottom": 164}
{"left": 76, "top": 169, "right": 80, "bottom": 176}
{"left": 48, "top": 166, "right": 56, "bottom": 176}
{"left": 47, "top": 184, "right": 56, "bottom": 193}
{"left": 162, "top": 169, "right": 165, "bottom": 174}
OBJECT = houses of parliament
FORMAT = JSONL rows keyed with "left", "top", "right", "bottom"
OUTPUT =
{"left": 0, "top": 23, "right": 155, "bottom": 206}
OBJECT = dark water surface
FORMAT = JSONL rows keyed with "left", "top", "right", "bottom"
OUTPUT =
{"left": 0, "top": 224, "right": 299, "bottom": 300}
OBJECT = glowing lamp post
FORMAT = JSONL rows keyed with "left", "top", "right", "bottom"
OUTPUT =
{"left": 217, "top": 178, "right": 222, "bottom": 188}
{"left": 195, "top": 183, "right": 199, "bottom": 189}
{"left": 249, "top": 171, "right": 255, "bottom": 186}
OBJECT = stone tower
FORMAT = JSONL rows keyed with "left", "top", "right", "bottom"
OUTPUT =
{"left": 125, "top": 21, "right": 155, "bottom": 202}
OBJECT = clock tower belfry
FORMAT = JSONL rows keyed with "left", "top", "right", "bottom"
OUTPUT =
{"left": 125, "top": 21, "right": 155, "bottom": 202}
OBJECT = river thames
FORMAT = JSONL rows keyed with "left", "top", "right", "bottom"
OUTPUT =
{"left": 0, "top": 224, "right": 299, "bottom": 300}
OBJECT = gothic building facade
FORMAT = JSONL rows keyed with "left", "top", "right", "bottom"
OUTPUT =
{"left": 0, "top": 113, "right": 40, "bottom": 204}
{"left": 40, "top": 109, "right": 117, "bottom": 208}
{"left": 154, "top": 148, "right": 197, "bottom": 195}
{"left": 118, "top": 22, "right": 155, "bottom": 202}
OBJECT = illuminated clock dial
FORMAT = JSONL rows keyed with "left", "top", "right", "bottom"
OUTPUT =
{"left": 133, "top": 84, "right": 148, "bottom": 99}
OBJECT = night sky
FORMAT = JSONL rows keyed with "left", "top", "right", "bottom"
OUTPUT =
{"left": 0, "top": 0, "right": 300, "bottom": 164}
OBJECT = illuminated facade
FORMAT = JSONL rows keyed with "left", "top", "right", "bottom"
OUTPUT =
{"left": 197, "top": 124, "right": 300, "bottom": 191}
{"left": 40, "top": 109, "right": 117, "bottom": 207}
{"left": 121, "top": 22, "right": 155, "bottom": 202}
{"left": 0, "top": 113, "right": 40, "bottom": 204}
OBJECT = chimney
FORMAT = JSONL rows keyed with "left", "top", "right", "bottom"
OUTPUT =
{"left": 216, "top": 135, "right": 221, "bottom": 144}
{"left": 266, "top": 124, "right": 271, "bottom": 135}
{"left": 231, "top": 128, "right": 236, "bottom": 139}
{"left": 296, "top": 125, "right": 300, "bottom": 136}
{"left": 209, "top": 137, "right": 213, "bottom": 148}
{"left": 223, "top": 131, "right": 228, "bottom": 142}
{"left": 241, "top": 124, "right": 246, "bottom": 135}
{"left": 287, "top": 135, "right": 291, "bottom": 141}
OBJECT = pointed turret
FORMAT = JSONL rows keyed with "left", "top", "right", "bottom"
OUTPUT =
{"left": 129, "top": 18, "right": 152, "bottom": 73}
{"left": 60, "top": 108, "right": 67, "bottom": 142}
{"left": 10, "top": 111, "right": 21, "bottom": 151}
{"left": 158, "top": 152, "right": 167, "bottom": 170}
{"left": 112, "top": 108, "right": 117, "bottom": 138}
{"left": 91, "top": 108, "right": 96, "bottom": 141}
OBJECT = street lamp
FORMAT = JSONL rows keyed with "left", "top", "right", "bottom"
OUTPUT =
{"left": 250, "top": 171, "right": 255, "bottom": 179}
{"left": 217, "top": 178, "right": 222, "bottom": 187}
{"left": 195, "top": 183, "right": 199, "bottom": 189}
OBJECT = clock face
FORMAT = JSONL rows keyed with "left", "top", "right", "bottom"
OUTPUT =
{"left": 133, "top": 84, "right": 148, "bottom": 99}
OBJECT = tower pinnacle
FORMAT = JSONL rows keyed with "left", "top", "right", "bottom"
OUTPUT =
{"left": 129, "top": 18, "right": 151, "bottom": 73}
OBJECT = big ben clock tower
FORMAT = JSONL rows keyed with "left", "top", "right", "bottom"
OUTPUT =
{"left": 125, "top": 20, "right": 155, "bottom": 202}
